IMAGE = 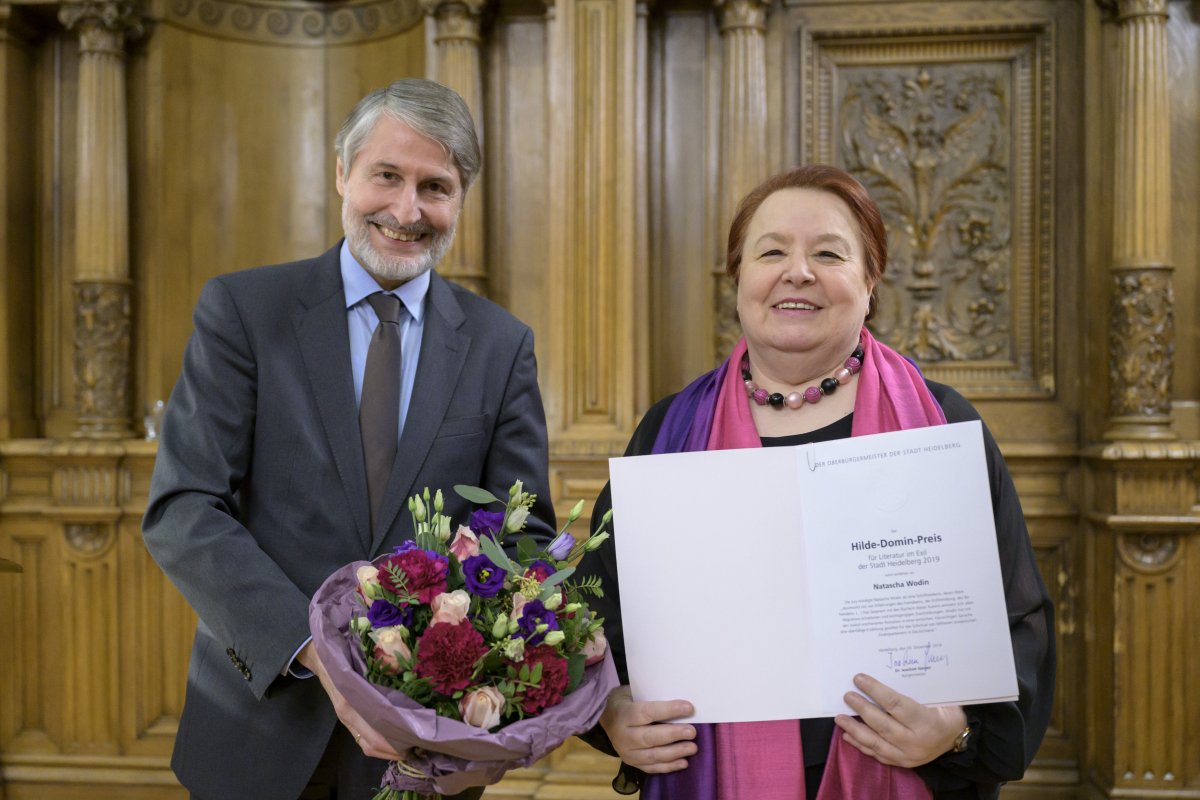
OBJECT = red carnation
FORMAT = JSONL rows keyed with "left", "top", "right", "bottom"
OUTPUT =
{"left": 519, "top": 645, "right": 570, "bottom": 714}
{"left": 379, "top": 549, "right": 448, "bottom": 604}
{"left": 415, "top": 622, "right": 489, "bottom": 694}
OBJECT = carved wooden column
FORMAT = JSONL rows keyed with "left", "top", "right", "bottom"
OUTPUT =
{"left": 59, "top": 0, "right": 142, "bottom": 439}
{"left": 423, "top": 0, "right": 488, "bottom": 296}
{"left": 713, "top": 0, "right": 769, "bottom": 359}
{"left": 1102, "top": 0, "right": 1173, "bottom": 441}
{"left": 1085, "top": 7, "right": 1200, "bottom": 800}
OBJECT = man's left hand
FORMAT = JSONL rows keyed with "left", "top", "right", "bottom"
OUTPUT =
{"left": 833, "top": 673, "right": 966, "bottom": 768}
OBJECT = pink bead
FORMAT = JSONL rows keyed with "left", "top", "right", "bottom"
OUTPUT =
{"left": 744, "top": 380, "right": 756, "bottom": 396}
{"left": 834, "top": 367, "right": 852, "bottom": 383}
{"left": 752, "top": 388, "right": 770, "bottom": 405}
{"left": 785, "top": 392, "right": 805, "bottom": 409}
{"left": 845, "top": 356, "right": 862, "bottom": 373}
{"left": 804, "top": 386, "right": 822, "bottom": 404}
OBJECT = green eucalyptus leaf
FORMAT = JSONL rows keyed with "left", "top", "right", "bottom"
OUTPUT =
{"left": 454, "top": 484, "right": 501, "bottom": 505}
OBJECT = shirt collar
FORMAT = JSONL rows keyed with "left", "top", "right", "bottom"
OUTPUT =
{"left": 339, "top": 239, "right": 430, "bottom": 322}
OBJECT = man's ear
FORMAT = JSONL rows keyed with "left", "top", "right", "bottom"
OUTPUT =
{"left": 335, "top": 158, "right": 346, "bottom": 198}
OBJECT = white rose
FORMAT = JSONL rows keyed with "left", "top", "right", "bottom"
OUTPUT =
{"left": 431, "top": 590, "right": 471, "bottom": 625}
{"left": 459, "top": 686, "right": 505, "bottom": 730}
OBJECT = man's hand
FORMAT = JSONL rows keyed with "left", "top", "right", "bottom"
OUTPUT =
{"left": 599, "top": 686, "right": 697, "bottom": 774}
{"left": 298, "top": 642, "right": 405, "bottom": 761}
{"left": 834, "top": 673, "right": 966, "bottom": 767}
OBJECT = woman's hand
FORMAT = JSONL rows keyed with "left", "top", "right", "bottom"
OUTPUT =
{"left": 834, "top": 673, "right": 966, "bottom": 768}
{"left": 600, "top": 686, "right": 697, "bottom": 773}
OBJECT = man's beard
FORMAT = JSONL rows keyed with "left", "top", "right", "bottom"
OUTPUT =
{"left": 342, "top": 198, "right": 457, "bottom": 284}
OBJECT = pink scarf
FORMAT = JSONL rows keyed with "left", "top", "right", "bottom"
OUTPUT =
{"left": 709, "top": 328, "right": 943, "bottom": 800}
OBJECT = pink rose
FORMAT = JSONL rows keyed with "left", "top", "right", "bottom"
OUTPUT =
{"left": 459, "top": 686, "right": 505, "bottom": 730}
{"left": 582, "top": 628, "right": 608, "bottom": 666}
{"left": 431, "top": 589, "right": 471, "bottom": 626}
{"left": 356, "top": 564, "right": 381, "bottom": 601}
{"left": 449, "top": 525, "right": 480, "bottom": 561}
{"left": 370, "top": 626, "right": 411, "bottom": 674}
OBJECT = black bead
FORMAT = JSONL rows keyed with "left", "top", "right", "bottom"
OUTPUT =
{"left": 820, "top": 377, "right": 840, "bottom": 395}
{"left": 742, "top": 368, "right": 752, "bottom": 381}
{"left": 768, "top": 392, "right": 785, "bottom": 407}
{"left": 852, "top": 346, "right": 864, "bottom": 361}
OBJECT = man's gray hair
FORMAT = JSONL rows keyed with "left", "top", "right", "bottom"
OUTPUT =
{"left": 334, "top": 79, "right": 481, "bottom": 191}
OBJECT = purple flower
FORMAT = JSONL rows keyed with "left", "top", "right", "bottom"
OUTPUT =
{"left": 469, "top": 509, "right": 505, "bottom": 540}
{"left": 546, "top": 531, "right": 575, "bottom": 561}
{"left": 516, "top": 599, "right": 559, "bottom": 646}
{"left": 462, "top": 553, "right": 506, "bottom": 598}
{"left": 393, "top": 541, "right": 418, "bottom": 555}
{"left": 367, "top": 599, "right": 412, "bottom": 629}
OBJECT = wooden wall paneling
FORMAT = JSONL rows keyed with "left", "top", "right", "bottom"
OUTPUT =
{"left": 1004, "top": 446, "right": 1082, "bottom": 793}
{"left": 0, "top": 5, "right": 38, "bottom": 441}
{"left": 484, "top": 9, "right": 549, "bottom": 345}
{"left": 1167, "top": 0, "right": 1200, "bottom": 435}
{"left": 647, "top": 6, "right": 722, "bottom": 398}
{"left": 35, "top": 32, "right": 80, "bottom": 441}
{"left": 543, "top": 0, "right": 642, "bottom": 459}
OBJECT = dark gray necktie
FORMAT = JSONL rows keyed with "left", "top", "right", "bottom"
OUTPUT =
{"left": 361, "top": 293, "right": 402, "bottom": 530}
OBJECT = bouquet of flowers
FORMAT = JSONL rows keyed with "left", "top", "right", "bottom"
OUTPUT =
{"left": 309, "top": 480, "right": 618, "bottom": 800}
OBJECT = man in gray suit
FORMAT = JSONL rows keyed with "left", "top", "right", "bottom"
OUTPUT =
{"left": 143, "top": 79, "right": 553, "bottom": 800}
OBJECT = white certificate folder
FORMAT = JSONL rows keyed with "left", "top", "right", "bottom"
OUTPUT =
{"left": 607, "top": 420, "right": 1018, "bottom": 723}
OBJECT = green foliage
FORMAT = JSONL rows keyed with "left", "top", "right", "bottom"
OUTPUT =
{"left": 454, "top": 484, "right": 501, "bottom": 505}
{"left": 565, "top": 575, "right": 605, "bottom": 598}
{"left": 566, "top": 652, "right": 586, "bottom": 693}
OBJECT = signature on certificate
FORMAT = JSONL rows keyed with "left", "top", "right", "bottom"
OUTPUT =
{"left": 883, "top": 642, "right": 949, "bottom": 674}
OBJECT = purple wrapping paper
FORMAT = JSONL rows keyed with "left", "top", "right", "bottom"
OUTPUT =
{"left": 309, "top": 558, "right": 620, "bottom": 795}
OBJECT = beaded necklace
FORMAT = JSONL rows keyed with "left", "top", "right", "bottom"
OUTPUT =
{"left": 742, "top": 341, "right": 865, "bottom": 410}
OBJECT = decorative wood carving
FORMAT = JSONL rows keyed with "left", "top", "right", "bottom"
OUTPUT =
{"left": 806, "top": 27, "right": 1055, "bottom": 397}
{"left": 64, "top": 522, "right": 113, "bottom": 554}
{"left": 1102, "top": 0, "right": 1175, "bottom": 440}
{"left": 1108, "top": 270, "right": 1173, "bottom": 421}
{"left": 423, "top": 0, "right": 489, "bottom": 296}
{"left": 712, "top": 0, "right": 769, "bottom": 360}
{"left": 54, "top": 462, "right": 119, "bottom": 507}
{"left": 164, "top": 0, "right": 425, "bottom": 44}
{"left": 72, "top": 281, "right": 133, "bottom": 438}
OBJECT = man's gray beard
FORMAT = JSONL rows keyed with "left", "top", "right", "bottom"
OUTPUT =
{"left": 343, "top": 205, "right": 457, "bottom": 284}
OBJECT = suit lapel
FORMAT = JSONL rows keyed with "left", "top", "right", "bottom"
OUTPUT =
{"left": 293, "top": 246, "right": 373, "bottom": 552}
{"left": 371, "top": 273, "right": 469, "bottom": 554}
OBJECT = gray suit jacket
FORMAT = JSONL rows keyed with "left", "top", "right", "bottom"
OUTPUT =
{"left": 143, "top": 243, "right": 554, "bottom": 799}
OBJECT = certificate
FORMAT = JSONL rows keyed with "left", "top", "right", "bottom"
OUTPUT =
{"left": 607, "top": 420, "right": 1018, "bottom": 723}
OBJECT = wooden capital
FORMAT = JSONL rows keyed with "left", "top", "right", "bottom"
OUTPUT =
{"left": 713, "top": 0, "right": 768, "bottom": 33}
{"left": 59, "top": 0, "right": 144, "bottom": 53}
{"left": 421, "top": 0, "right": 486, "bottom": 42}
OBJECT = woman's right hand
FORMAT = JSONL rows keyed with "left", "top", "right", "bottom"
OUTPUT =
{"left": 600, "top": 686, "right": 697, "bottom": 773}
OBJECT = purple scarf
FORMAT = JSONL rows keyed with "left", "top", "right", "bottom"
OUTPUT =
{"left": 642, "top": 329, "right": 944, "bottom": 800}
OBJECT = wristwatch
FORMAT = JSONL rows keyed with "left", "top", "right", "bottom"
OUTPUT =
{"left": 951, "top": 724, "right": 973, "bottom": 753}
